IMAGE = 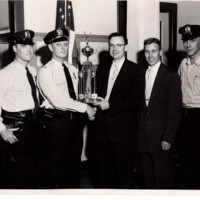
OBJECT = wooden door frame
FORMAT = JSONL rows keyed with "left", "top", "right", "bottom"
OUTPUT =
{"left": 0, "top": 0, "right": 24, "bottom": 43}
{"left": 117, "top": 0, "right": 127, "bottom": 37}
{"left": 160, "top": 2, "right": 177, "bottom": 69}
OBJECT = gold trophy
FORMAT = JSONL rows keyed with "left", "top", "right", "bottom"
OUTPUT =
{"left": 78, "top": 33, "right": 97, "bottom": 104}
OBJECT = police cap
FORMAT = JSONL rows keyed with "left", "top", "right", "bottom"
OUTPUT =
{"left": 8, "top": 29, "right": 35, "bottom": 45}
{"left": 44, "top": 28, "right": 69, "bottom": 44}
{"left": 179, "top": 24, "right": 200, "bottom": 41}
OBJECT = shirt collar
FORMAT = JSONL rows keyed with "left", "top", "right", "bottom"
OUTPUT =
{"left": 13, "top": 59, "right": 36, "bottom": 76}
{"left": 186, "top": 56, "right": 200, "bottom": 67}
{"left": 52, "top": 58, "right": 64, "bottom": 69}
{"left": 148, "top": 61, "right": 161, "bottom": 71}
{"left": 14, "top": 59, "right": 27, "bottom": 69}
{"left": 112, "top": 57, "right": 125, "bottom": 69}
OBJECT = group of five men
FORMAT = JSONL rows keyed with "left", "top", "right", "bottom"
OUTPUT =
{"left": 0, "top": 24, "right": 199, "bottom": 189}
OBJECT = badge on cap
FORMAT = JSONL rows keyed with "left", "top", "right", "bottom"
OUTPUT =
{"left": 25, "top": 30, "right": 31, "bottom": 39}
{"left": 184, "top": 26, "right": 192, "bottom": 34}
{"left": 57, "top": 28, "right": 64, "bottom": 36}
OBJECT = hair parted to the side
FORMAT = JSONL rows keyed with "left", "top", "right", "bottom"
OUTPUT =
{"left": 144, "top": 38, "right": 162, "bottom": 50}
{"left": 108, "top": 32, "right": 128, "bottom": 45}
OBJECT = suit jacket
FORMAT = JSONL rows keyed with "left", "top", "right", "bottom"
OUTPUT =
{"left": 93, "top": 59, "right": 144, "bottom": 143}
{"left": 138, "top": 63, "right": 182, "bottom": 153}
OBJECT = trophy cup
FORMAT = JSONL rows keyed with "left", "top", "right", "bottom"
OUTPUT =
{"left": 78, "top": 33, "right": 97, "bottom": 104}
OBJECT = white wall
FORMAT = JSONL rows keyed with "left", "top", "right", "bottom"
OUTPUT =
{"left": 73, "top": 0, "right": 117, "bottom": 35}
{"left": 24, "top": 0, "right": 161, "bottom": 63}
{"left": 127, "top": 0, "right": 160, "bottom": 63}
{"left": 24, "top": 0, "right": 117, "bottom": 35}
{"left": 177, "top": 1, "right": 200, "bottom": 52}
{"left": 24, "top": 0, "right": 57, "bottom": 33}
{"left": 20, "top": 0, "right": 200, "bottom": 62}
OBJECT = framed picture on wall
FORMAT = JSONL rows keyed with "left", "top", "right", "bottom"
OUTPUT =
{"left": 0, "top": 0, "right": 24, "bottom": 69}
{"left": 76, "top": 34, "right": 109, "bottom": 71}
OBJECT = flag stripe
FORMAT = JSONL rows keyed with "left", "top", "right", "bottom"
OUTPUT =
{"left": 66, "top": 0, "right": 75, "bottom": 31}
{"left": 55, "top": 0, "right": 65, "bottom": 29}
{"left": 56, "top": 0, "right": 77, "bottom": 65}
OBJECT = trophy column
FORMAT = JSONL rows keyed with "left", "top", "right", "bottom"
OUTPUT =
{"left": 78, "top": 35, "right": 97, "bottom": 104}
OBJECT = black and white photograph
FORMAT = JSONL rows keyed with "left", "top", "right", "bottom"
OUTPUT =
{"left": 0, "top": 0, "right": 200, "bottom": 198}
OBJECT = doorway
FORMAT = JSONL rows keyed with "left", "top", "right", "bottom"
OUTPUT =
{"left": 160, "top": 2, "right": 177, "bottom": 70}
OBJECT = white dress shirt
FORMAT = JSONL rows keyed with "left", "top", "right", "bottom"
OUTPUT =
{"left": 145, "top": 61, "right": 160, "bottom": 105}
{"left": 105, "top": 57, "right": 125, "bottom": 100}
{"left": 38, "top": 58, "right": 87, "bottom": 113}
{"left": 0, "top": 60, "right": 37, "bottom": 132}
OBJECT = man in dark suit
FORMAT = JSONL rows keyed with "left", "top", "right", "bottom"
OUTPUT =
{"left": 138, "top": 38, "right": 182, "bottom": 189}
{"left": 87, "top": 32, "right": 144, "bottom": 189}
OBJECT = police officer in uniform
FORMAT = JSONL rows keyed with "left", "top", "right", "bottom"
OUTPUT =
{"left": 0, "top": 29, "right": 41, "bottom": 188}
{"left": 38, "top": 28, "right": 96, "bottom": 188}
{"left": 178, "top": 24, "right": 200, "bottom": 188}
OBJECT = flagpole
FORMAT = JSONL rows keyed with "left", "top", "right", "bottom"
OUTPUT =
{"left": 67, "top": 0, "right": 75, "bottom": 65}
{"left": 64, "top": 0, "right": 67, "bottom": 24}
{"left": 68, "top": 29, "right": 75, "bottom": 65}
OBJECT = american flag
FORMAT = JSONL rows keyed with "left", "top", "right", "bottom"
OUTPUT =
{"left": 56, "top": 0, "right": 76, "bottom": 65}
{"left": 56, "top": 0, "right": 74, "bottom": 30}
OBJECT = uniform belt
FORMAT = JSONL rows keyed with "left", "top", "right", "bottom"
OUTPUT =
{"left": 183, "top": 107, "right": 200, "bottom": 115}
{"left": 42, "top": 108, "right": 84, "bottom": 120}
{"left": 1, "top": 109, "right": 36, "bottom": 121}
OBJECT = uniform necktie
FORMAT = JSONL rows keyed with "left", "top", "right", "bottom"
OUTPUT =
{"left": 145, "top": 67, "right": 153, "bottom": 105}
{"left": 62, "top": 63, "right": 76, "bottom": 100}
{"left": 25, "top": 67, "right": 39, "bottom": 109}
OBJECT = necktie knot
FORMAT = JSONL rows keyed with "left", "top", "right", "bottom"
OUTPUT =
{"left": 146, "top": 67, "right": 152, "bottom": 79}
{"left": 62, "top": 63, "right": 66, "bottom": 68}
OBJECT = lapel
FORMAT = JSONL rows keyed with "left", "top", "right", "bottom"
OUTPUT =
{"left": 101, "top": 63, "right": 112, "bottom": 98}
{"left": 147, "top": 63, "right": 166, "bottom": 107}
{"left": 143, "top": 67, "right": 148, "bottom": 109}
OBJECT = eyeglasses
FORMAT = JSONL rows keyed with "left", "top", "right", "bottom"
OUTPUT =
{"left": 109, "top": 44, "right": 125, "bottom": 48}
